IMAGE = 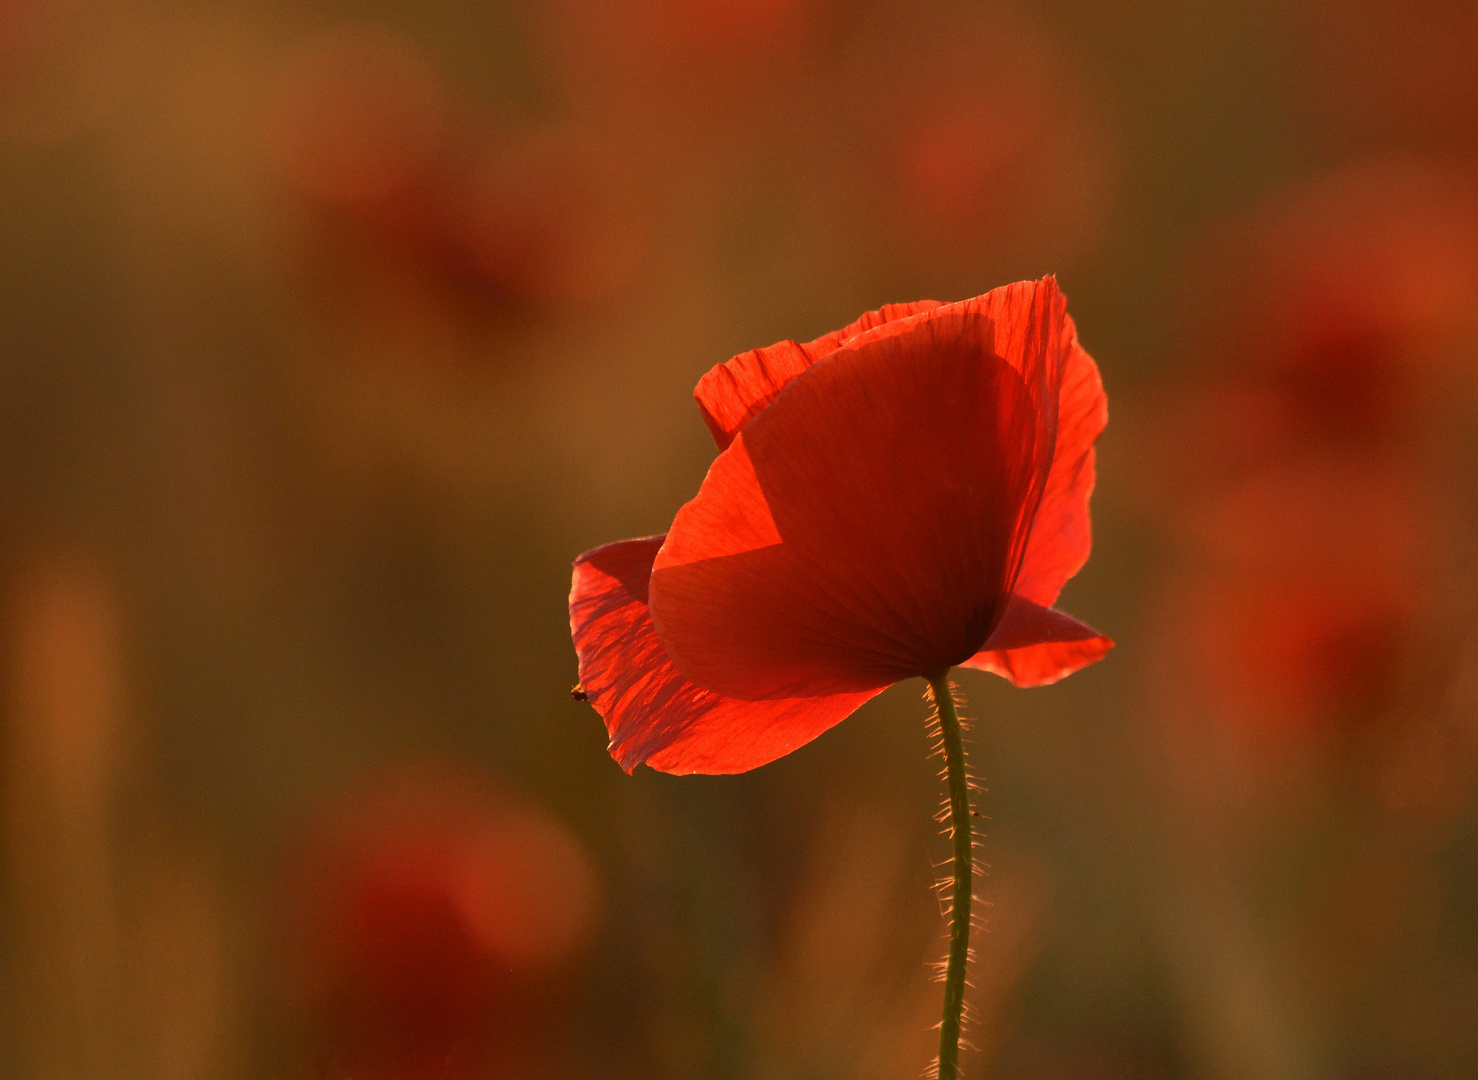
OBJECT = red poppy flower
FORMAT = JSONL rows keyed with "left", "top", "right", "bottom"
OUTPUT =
{"left": 570, "top": 277, "right": 1111, "bottom": 774}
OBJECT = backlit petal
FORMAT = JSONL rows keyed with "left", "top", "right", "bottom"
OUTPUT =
{"left": 961, "top": 593, "right": 1112, "bottom": 687}
{"left": 651, "top": 280, "right": 1068, "bottom": 700}
{"left": 694, "top": 300, "right": 945, "bottom": 449}
{"left": 1010, "top": 318, "right": 1107, "bottom": 607}
{"left": 570, "top": 537, "right": 882, "bottom": 774}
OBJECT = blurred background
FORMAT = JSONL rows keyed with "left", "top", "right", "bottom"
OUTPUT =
{"left": 2, "top": 0, "right": 1477, "bottom": 1077}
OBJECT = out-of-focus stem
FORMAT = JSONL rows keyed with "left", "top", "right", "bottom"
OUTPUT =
{"left": 929, "top": 671, "right": 971, "bottom": 1080}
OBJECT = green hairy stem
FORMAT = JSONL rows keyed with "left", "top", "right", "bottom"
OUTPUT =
{"left": 929, "top": 671, "right": 972, "bottom": 1080}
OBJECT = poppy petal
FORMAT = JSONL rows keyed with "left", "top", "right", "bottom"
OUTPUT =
{"left": 961, "top": 593, "right": 1112, "bottom": 687}
{"left": 651, "top": 280, "right": 1067, "bottom": 700}
{"left": 1009, "top": 317, "right": 1106, "bottom": 607}
{"left": 570, "top": 537, "right": 882, "bottom": 774}
{"left": 694, "top": 300, "right": 945, "bottom": 449}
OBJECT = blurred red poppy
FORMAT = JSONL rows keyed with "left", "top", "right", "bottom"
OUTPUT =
{"left": 1162, "top": 462, "right": 1424, "bottom": 743}
{"left": 265, "top": 28, "right": 641, "bottom": 314}
{"left": 282, "top": 767, "right": 599, "bottom": 1079}
{"left": 1144, "top": 161, "right": 1478, "bottom": 512}
{"left": 571, "top": 277, "right": 1111, "bottom": 774}
{"left": 539, "top": 0, "right": 818, "bottom": 115}
{"left": 1237, "top": 165, "right": 1478, "bottom": 442}
{"left": 264, "top": 29, "right": 452, "bottom": 267}
{"left": 820, "top": 6, "right": 1112, "bottom": 293}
